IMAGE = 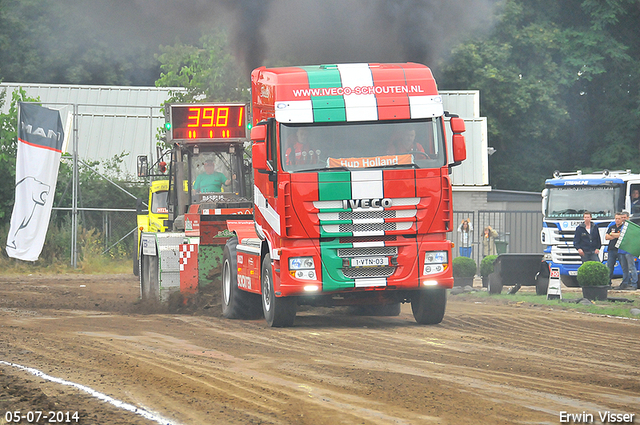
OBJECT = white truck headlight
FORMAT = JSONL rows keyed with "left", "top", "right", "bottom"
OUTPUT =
{"left": 423, "top": 251, "right": 448, "bottom": 275}
{"left": 289, "top": 257, "right": 316, "bottom": 280}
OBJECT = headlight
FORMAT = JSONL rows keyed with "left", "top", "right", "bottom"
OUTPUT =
{"left": 423, "top": 251, "right": 448, "bottom": 276}
{"left": 289, "top": 257, "right": 316, "bottom": 280}
{"left": 289, "top": 257, "right": 314, "bottom": 270}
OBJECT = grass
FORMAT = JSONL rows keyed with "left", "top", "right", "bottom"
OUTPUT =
{"left": 452, "top": 286, "right": 640, "bottom": 319}
{"left": 0, "top": 256, "right": 133, "bottom": 275}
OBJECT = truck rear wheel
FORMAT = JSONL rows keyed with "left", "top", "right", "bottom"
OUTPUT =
{"left": 222, "top": 237, "right": 262, "bottom": 320}
{"left": 140, "top": 252, "right": 159, "bottom": 302}
{"left": 411, "top": 287, "right": 446, "bottom": 324}
{"left": 488, "top": 275, "right": 503, "bottom": 294}
{"left": 261, "top": 253, "right": 297, "bottom": 327}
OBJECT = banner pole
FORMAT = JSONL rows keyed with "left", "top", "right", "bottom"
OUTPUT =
{"left": 72, "top": 104, "right": 79, "bottom": 268}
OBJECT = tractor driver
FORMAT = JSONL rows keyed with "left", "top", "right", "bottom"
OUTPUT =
{"left": 193, "top": 160, "right": 230, "bottom": 193}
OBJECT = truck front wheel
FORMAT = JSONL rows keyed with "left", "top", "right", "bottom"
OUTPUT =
{"left": 411, "top": 287, "right": 446, "bottom": 324}
{"left": 261, "top": 253, "right": 297, "bottom": 327}
{"left": 221, "top": 237, "right": 262, "bottom": 319}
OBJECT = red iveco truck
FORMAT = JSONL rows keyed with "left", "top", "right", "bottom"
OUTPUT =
{"left": 223, "top": 62, "right": 467, "bottom": 326}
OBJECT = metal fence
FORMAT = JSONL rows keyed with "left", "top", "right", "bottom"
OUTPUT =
{"left": 452, "top": 210, "right": 544, "bottom": 270}
{"left": 51, "top": 208, "right": 137, "bottom": 262}
{"left": 47, "top": 206, "right": 543, "bottom": 272}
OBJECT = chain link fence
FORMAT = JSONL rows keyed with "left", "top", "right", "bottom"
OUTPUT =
{"left": 452, "top": 210, "right": 544, "bottom": 272}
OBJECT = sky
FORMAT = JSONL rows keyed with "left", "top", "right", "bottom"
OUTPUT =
{"left": 71, "top": 0, "right": 500, "bottom": 78}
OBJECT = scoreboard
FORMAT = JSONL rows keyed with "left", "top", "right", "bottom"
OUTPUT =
{"left": 168, "top": 103, "right": 247, "bottom": 141}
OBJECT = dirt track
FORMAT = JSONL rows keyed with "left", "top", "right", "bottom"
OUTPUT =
{"left": 0, "top": 274, "right": 638, "bottom": 425}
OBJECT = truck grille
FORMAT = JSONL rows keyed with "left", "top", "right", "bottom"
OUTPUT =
{"left": 339, "top": 222, "right": 397, "bottom": 233}
{"left": 337, "top": 247, "right": 398, "bottom": 257}
{"left": 342, "top": 266, "right": 396, "bottom": 278}
{"left": 314, "top": 198, "right": 419, "bottom": 236}
{"left": 338, "top": 210, "right": 397, "bottom": 220}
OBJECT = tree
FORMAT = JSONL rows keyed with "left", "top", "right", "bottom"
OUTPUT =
{"left": 0, "top": 88, "right": 40, "bottom": 221}
{"left": 0, "top": 0, "right": 160, "bottom": 86}
{"left": 155, "top": 32, "right": 250, "bottom": 103}
{"left": 440, "top": 0, "right": 640, "bottom": 191}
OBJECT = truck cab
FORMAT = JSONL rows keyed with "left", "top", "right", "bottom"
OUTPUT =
{"left": 223, "top": 63, "right": 467, "bottom": 326}
{"left": 541, "top": 170, "right": 640, "bottom": 286}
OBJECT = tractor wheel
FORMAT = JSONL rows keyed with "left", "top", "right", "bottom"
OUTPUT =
{"left": 221, "top": 238, "right": 262, "bottom": 319}
{"left": 140, "top": 252, "right": 159, "bottom": 302}
{"left": 132, "top": 237, "right": 139, "bottom": 277}
{"left": 411, "top": 287, "right": 447, "bottom": 325}
{"left": 261, "top": 253, "right": 297, "bottom": 327}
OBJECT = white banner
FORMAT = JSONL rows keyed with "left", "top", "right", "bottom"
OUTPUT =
{"left": 6, "top": 104, "right": 64, "bottom": 261}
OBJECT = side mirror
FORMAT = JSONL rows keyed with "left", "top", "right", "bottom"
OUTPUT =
{"left": 252, "top": 141, "right": 268, "bottom": 171}
{"left": 450, "top": 117, "right": 466, "bottom": 134}
{"left": 452, "top": 134, "right": 466, "bottom": 163}
{"left": 137, "top": 155, "right": 149, "bottom": 177}
{"left": 251, "top": 125, "right": 267, "bottom": 142}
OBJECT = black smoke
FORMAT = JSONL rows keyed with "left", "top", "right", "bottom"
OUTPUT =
{"left": 72, "top": 0, "right": 499, "bottom": 79}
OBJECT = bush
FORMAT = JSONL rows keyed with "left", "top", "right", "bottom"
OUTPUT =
{"left": 452, "top": 256, "right": 476, "bottom": 277}
{"left": 577, "top": 261, "right": 610, "bottom": 287}
{"left": 480, "top": 255, "right": 498, "bottom": 277}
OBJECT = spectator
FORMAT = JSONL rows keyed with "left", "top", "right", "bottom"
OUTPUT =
{"left": 457, "top": 219, "right": 473, "bottom": 258}
{"left": 482, "top": 226, "right": 498, "bottom": 257}
{"left": 615, "top": 211, "right": 638, "bottom": 290}
{"left": 573, "top": 211, "right": 601, "bottom": 263}
{"left": 605, "top": 212, "right": 626, "bottom": 287}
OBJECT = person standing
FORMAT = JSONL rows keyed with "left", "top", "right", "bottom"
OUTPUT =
{"left": 482, "top": 226, "right": 498, "bottom": 257}
{"left": 457, "top": 219, "right": 473, "bottom": 258}
{"left": 573, "top": 211, "right": 601, "bottom": 263}
{"left": 605, "top": 212, "right": 626, "bottom": 286}
{"left": 616, "top": 211, "right": 638, "bottom": 290}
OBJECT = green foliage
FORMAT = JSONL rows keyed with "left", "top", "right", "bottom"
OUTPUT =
{"left": 576, "top": 261, "right": 610, "bottom": 287}
{"left": 480, "top": 255, "right": 498, "bottom": 277}
{"left": 452, "top": 256, "right": 477, "bottom": 277}
{"left": 440, "top": 0, "right": 640, "bottom": 191}
{"left": 0, "top": 88, "right": 41, "bottom": 221}
{"left": 155, "top": 32, "right": 250, "bottom": 103}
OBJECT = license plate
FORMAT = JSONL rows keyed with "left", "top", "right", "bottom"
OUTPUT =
{"left": 351, "top": 256, "right": 389, "bottom": 267}
{"left": 568, "top": 270, "right": 577, "bottom": 276}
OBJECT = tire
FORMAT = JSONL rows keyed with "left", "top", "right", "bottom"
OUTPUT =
{"left": 132, "top": 237, "right": 139, "bottom": 277}
{"left": 261, "top": 253, "right": 297, "bottom": 327}
{"left": 535, "top": 263, "right": 550, "bottom": 296}
{"left": 221, "top": 238, "right": 263, "bottom": 320}
{"left": 536, "top": 277, "right": 549, "bottom": 295}
{"left": 411, "top": 287, "right": 447, "bottom": 325}
{"left": 140, "top": 252, "right": 159, "bottom": 302}
{"left": 488, "top": 275, "right": 503, "bottom": 294}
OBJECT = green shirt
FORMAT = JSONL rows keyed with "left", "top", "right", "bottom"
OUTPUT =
{"left": 194, "top": 171, "right": 227, "bottom": 193}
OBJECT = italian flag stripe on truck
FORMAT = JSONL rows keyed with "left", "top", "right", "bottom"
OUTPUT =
{"left": 274, "top": 63, "right": 443, "bottom": 124}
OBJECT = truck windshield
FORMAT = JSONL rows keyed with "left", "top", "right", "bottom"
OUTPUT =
{"left": 189, "top": 148, "right": 246, "bottom": 202}
{"left": 151, "top": 190, "right": 168, "bottom": 214}
{"left": 280, "top": 118, "right": 445, "bottom": 172}
{"left": 546, "top": 186, "right": 621, "bottom": 219}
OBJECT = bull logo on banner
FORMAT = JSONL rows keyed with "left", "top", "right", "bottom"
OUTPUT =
{"left": 6, "top": 103, "right": 65, "bottom": 262}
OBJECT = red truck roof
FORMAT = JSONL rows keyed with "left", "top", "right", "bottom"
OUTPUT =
{"left": 251, "top": 63, "right": 443, "bottom": 124}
